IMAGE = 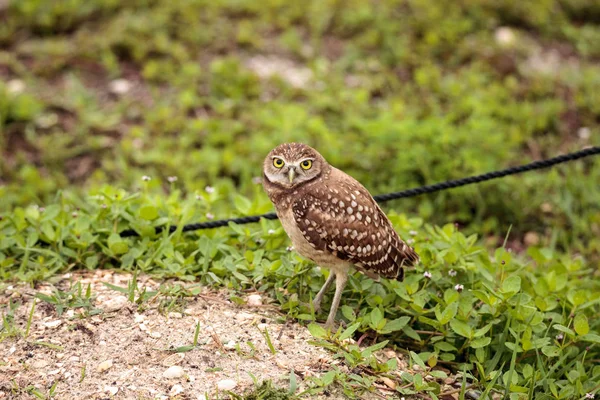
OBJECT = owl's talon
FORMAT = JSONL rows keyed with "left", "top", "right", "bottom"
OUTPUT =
{"left": 312, "top": 300, "right": 322, "bottom": 313}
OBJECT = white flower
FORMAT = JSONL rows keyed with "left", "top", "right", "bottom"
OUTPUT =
{"left": 454, "top": 284, "right": 464, "bottom": 292}
{"left": 7, "top": 79, "right": 25, "bottom": 95}
{"left": 409, "top": 230, "right": 418, "bottom": 236}
{"left": 585, "top": 394, "right": 594, "bottom": 399}
{"left": 101, "top": 204, "right": 107, "bottom": 209}
{"left": 495, "top": 27, "right": 515, "bottom": 47}
{"left": 142, "top": 175, "right": 151, "bottom": 182}
{"left": 167, "top": 176, "right": 178, "bottom": 183}
{"left": 423, "top": 271, "right": 432, "bottom": 279}
{"left": 407, "top": 239, "right": 415, "bottom": 245}
{"left": 109, "top": 79, "right": 131, "bottom": 95}
{"left": 205, "top": 186, "right": 215, "bottom": 193}
{"left": 448, "top": 269, "right": 457, "bottom": 277}
{"left": 195, "top": 194, "right": 202, "bottom": 200}
{"left": 206, "top": 213, "right": 214, "bottom": 220}
{"left": 556, "top": 334, "right": 564, "bottom": 340}
{"left": 286, "top": 246, "right": 294, "bottom": 252}
{"left": 268, "top": 229, "right": 275, "bottom": 235}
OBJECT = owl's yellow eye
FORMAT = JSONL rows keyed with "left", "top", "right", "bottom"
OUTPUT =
{"left": 300, "top": 160, "right": 312, "bottom": 170}
{"left": 273, "top": 158, "right": 284, "bottom": 168}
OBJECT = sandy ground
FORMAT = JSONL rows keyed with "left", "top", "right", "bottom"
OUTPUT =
{"left": 0, "top": 271, "right": 356, "bottom": 399}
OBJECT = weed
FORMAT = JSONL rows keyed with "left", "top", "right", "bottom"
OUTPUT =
{"left": 35, "top": 281, "right": 101, "bottom": 317}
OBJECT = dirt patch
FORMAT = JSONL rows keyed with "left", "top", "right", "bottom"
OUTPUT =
{"left": 0, "top": 271, "right": 353, "bottom": 399}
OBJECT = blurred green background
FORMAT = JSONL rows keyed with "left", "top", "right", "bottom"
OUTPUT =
{"left": 1, "top": 0, "right": 599, "bottom": 261}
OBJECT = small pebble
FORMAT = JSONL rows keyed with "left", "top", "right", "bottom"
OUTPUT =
{"left": 103, "top": 295, "right": 128, "bottom": 311}
{"left": 170, "top": 384, "right": 184, "bottom": 396}
{"left": 32, "top": 360, "right": 49, "bottom": 369}
{"left": 162, "top": 353, "right": 185, "bottom": 367}
{"left": 235, "top": 312, "right": 255, "bottom": 322}
{"left": 247, "top": 294, "right": 262, "bottom": 306}
{"left": 381, "top": 376, "right": 396, "bottom": 389}
{"left": 257, "top": 323, "right": 268, "bottom": 331}
{"left": 217, "top": 379, "right": 237, "bottom": 391}
{"left": 44, "top": 320, "right": 63, "bottom": 328}
{"left": 97, "top": 360, "right": 113, "bottom": 373}
{"left": 105, "top": 386, "right": 119, "bottom": 396}
{"left": 224, "top": 340, "right": 236, "bottom": 350}
{"left": 168, "top": 312, "right": 183, "bottom": 319}
{"left": 163, "top": 365, "right": 185, "bottom": 379}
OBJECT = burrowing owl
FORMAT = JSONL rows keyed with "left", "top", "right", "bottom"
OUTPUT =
{"left": 262, "top": 143, "right": 419, "bottom": 328}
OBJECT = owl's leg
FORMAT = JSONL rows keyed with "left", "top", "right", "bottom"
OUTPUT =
{"left": 324, "top": 271, "right": 348, "bottom": 329}
{"left": 312, "top": 271, "right": 335, "bottom": 313}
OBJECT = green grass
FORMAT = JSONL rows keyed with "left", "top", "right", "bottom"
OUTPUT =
{"left": 1, "top": 0, "right": 600, "bottom": 398}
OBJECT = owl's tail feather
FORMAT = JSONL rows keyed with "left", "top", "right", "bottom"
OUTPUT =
{"left": 392, "top": 244, "right": 420, "bottom": 282}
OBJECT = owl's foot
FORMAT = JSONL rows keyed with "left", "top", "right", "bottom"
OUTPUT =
{"left": 323, "top": 318, "right": 346, "bottom": 332}
{"left": 312, "top": 298, "right": 322, "bottom": 313}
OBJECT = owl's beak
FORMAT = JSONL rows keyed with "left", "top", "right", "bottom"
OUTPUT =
{"left": 288, "top": 168, "right": 295, "bottom": 184}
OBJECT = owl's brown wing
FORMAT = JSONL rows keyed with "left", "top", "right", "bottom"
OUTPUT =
{"left": 291, "top": 177, "right": 419, "bottom": 281}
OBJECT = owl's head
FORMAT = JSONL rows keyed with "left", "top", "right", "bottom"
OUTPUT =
{"left": 263, "top": 143, "right": 329, "bottom": 189}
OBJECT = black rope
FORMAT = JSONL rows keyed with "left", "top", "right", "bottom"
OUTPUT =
{"left": 119, "top": 146, "right": 600, "bottom": 238}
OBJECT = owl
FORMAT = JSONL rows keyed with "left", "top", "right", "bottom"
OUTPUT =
{"left": 262, "top": 143, "right": 419, "bottom": 328}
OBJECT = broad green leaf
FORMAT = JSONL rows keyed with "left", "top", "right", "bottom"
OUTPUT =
{"left": 579, "top": 334, "right": 600, "bottom": 343}
{"left": 85, "top": 256, "right": 98, "bottom": 269}
{"left": 553, "top": 324, "right": 575, "bottom": 336}
{"left": 409, "top": 351, "right": 427, "bottom": 370}
{"left": 522, "top": 364, "right": 533, "bottom": 379}
{"left": 384, "top": 316, "right": 410, "bottom": 332}
{"left": 321, "top": 370, "right": 335, "bottom": 385}
{"left": 504, "top": 342, "right": 522, "bottom": 352}
{"left": 434, "top": 341, "right": 457, "bottom": 352}
{"left": 450, "top": 319, "right": 472, "bottom": 339}
{"left": 41, "top": 222, "right": 56, "bottom": 242}
{"left": 26, "top": 231, "right": 39, "bottom": 247}
{"left": 501, "top": 276, "right": 521, "bottom": 294}
{"left": 438, "top": 302, "right": 458, "bottom": 325}
{"left": 139, "top": 205, "right": 158, "bottom": 220}
{"left": 107, "top": 233, "right": 129, "bottom": 255}
{"left": 474, "top": 323, "right": 492, "bottom": 338}
{"left": 470, "top": 337, "right": 491, "bottom": 349}
{"left": 429, "top": 370, "right": 448, "bottom": 379}
{"left": 444, "top": 288, "right": 460, "bottom": 305}
{"left": 339, "top": 322, "right": 360, "bottom": 341}
{"left": 370, "top": 308, "right": 383, "bottom": 327}
{"left": 234, "top": 194, "right": 252, "bottom": 214}
{"left": 341, "top": 305, "right": 355, "bottom": 322}
{"left": 542, "top": 345, "right": 560, "bottom": 357}
{"left": 573, "top": 314, "right": 590, "bottom": 336}
{"left": 307, "top": 323, "right": 327, "bottom": 339}
{"left": 402, "top": 325, "right": 421, "bottom": 341}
